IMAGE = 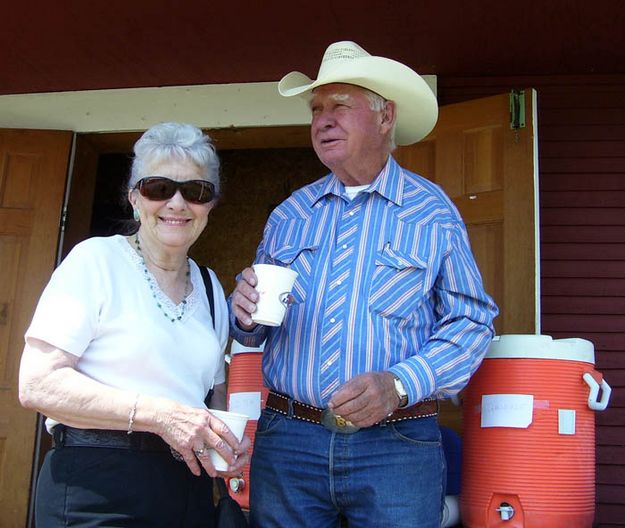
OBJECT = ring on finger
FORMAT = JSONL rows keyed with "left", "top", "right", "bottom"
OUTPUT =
{"left": 193, "top": 446, "right": 208, "bottom": 456}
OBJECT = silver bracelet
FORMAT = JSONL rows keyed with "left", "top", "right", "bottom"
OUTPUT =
{"left": 127, "top": 393, "right": 139, "bottom": 435}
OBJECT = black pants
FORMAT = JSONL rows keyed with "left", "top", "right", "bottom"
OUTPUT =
{"left": 36, "top": 445, "right": 215, "bottom": 527}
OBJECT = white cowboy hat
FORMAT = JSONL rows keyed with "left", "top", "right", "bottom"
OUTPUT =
{"left": 278, "top": 41, "right": 438, "bottom": 145}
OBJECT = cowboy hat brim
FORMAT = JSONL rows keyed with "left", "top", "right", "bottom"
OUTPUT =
{"left": 278, "top": 56, "right": 438, "bottom": 145}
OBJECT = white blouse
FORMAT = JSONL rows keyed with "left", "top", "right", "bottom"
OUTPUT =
{"left": 25, "top": 235, "right": 228, "bottom": 429}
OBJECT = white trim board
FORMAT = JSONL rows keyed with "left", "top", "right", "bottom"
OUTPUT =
{"left": 0, "top": 78, "right": 437, "bottom": 133}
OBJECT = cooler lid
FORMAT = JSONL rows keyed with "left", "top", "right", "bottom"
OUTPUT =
{"left": 230, "top": 339, "right": 265, "bottom": 355}
{"left": 486, "top": 334, "right": 595, "bottom": 364}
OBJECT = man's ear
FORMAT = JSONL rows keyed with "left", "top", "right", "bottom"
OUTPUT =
{"left": 381, "top": 100, "right": 396, "bottom": 131}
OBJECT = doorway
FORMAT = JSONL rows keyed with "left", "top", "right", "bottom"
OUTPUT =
{"left": 24, "top": 91, "right": 539, "bottom": 525}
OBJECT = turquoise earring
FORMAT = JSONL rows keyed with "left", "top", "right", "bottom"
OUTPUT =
{"left": 133, "top": 208, "right": 141, "bottom": 222}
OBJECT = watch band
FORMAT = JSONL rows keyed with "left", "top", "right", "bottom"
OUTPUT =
{"left": 393, "top": 376, "right": 408, "bottom": 408}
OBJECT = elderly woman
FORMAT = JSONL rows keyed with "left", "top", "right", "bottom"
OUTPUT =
{"left": 18, "top": 122, "right": 250, "bottom": 527}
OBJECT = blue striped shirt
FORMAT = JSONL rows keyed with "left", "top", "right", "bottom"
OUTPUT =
{"left": 230, "top": 156, "right": 498, "bottom": 407}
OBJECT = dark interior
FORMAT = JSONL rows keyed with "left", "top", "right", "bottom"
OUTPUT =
{"left": 89, "top": 147, "right": 328, "bottom": 294}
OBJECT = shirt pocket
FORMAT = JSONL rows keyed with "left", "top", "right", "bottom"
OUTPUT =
{"left": 265, "top": 244, "right": 317, "bottom": 305}
{"left": 369, "top": 246, "right": 429, "bottom": 320}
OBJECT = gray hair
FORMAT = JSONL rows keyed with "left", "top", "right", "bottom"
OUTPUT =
{"left": 363, "top": 89, "right": 397, "bottom": 151}
{"left": 129, "top": 122, "right": 220, "bottom": 195}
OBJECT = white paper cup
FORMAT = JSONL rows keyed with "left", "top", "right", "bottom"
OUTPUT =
{"left": 251, "top": 264, "right": 299, "bottom": 326}
{"left": 207, "top": 409, "right": 249, "bottom": 471}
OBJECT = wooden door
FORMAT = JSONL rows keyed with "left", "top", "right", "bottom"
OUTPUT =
{"left": 395, "top": 90, "right": 538, "bottom": 432}
{"left": 0, "top": 129, "right": 71, "bottom": 527}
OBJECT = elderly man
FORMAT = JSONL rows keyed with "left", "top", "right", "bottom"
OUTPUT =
{"left": 230, "top": 41, "right": 498, "bottom": 527}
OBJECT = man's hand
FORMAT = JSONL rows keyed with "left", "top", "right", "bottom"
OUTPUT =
{"left": 230, "top": 267, "right": 259, "bottom": 330}
{"left": 328, "top": 371, "right": 400, "bottom": 427}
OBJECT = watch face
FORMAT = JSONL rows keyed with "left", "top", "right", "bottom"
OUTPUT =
{"left": 393, "top": 377, "right": 408, "bottom": 408}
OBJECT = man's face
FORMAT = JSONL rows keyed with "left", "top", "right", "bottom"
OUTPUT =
{"left": 309, "top": 83, "right": 391, "bottom": 180}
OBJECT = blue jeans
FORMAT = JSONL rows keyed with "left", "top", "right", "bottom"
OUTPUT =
{"left": 250, "top": 409, "right": 445, "bottom": 528}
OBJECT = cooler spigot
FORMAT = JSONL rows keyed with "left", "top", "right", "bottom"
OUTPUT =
{"left": 229, "top": 477, "right": 246, "bottom": 494}
{"left": 497, "top": 503, "right": 515, "bottom": 521}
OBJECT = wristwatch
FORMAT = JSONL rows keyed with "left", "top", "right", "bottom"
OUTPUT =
{"left": 393, "top": 376, "right": 408, "bottom": 408}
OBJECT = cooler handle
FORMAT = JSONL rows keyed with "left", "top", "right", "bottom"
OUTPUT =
{"left": 583, "top": 372, "right": 611, "bottom": 411}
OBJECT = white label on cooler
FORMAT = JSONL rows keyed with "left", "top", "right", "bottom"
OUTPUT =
{"left": 481, "top": 394, "right": 534, "bottom": 428}
{"left": 229, "top": 391, "right": 262, "bottom": 420}
{"left": 558, "top": 409, "right": 576, "bottom": 435}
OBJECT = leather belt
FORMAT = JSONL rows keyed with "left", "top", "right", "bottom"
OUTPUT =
{"left": 53, "top": 425, "right": 170, "bottom": 452}
{"left": 266, "top": 391, "right": 438, "bottom": 434}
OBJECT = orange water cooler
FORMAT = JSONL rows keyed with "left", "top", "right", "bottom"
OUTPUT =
{"left": 225, "top": 340, "right": 267, "bottom": 510}
{"left": 461, "top": 334, "right": 611, "bottom": 528}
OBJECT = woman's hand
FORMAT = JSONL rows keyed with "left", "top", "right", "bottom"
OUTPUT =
{"left": 230, "top": 267, "right": 259, "bottom": 330}
{"left": 155, "top": 402, "right": 251, "bottom": 477}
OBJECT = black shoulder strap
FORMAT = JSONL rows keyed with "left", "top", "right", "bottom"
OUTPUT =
{"left": 200, "top": 266, "right": 217, "bottom": 407}
{"left": 199, "top": 266, "right": 215, "bottom": 330}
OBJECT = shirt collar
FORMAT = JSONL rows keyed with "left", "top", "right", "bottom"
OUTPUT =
{"left": 313, "top": 156, "right": 404, "bottom": 207}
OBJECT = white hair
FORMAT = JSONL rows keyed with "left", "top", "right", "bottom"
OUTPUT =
{"left": 129, "top": 122, "right": 220, "bottom": 194}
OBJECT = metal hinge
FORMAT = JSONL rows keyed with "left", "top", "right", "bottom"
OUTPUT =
{"left": 60, "top": 205, "right": 68, "bottom": 233}
{"left": 509, "top": 89, "right": 526, "bottom": 130}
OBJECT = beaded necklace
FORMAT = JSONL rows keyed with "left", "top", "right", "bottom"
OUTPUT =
{"left": 134, "top": 234, "right": 191, "bottom": 323}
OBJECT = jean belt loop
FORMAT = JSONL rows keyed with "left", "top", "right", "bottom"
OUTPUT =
{"left": 54, "top": 425, "right": 66, "bottom": 447}
{"left": 287, "top": 396, "right": 295, "bottom": 419}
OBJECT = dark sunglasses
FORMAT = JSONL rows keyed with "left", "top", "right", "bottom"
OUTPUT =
{"left": 134, "top": 176, "right": 216, "bottom": 204}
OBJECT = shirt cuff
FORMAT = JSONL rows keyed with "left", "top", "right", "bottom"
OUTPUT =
{"left": 227, "top": 299, "right": 267, "bottom": 347}
{"left": 389, "top": 356, "right": 436, "bottom": 406}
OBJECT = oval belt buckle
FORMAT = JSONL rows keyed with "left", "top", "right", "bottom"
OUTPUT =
{"left": 320, "top": 408, "right": 360, "bottom": 434}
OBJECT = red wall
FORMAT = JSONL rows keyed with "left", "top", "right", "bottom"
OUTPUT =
{"left": 438, "top": 74, "right": 625, "bottom": 527}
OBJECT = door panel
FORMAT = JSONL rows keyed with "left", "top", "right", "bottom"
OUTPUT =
{"left": 395, "top": 90, "right": 538, "bottom": 433}
{"left": 0, "top": 129, "right": 71, "bottom": 527}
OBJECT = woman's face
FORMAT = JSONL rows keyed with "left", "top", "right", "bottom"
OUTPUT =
{"left": 128, "top": 157, "right": 214, "bottom": 253}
